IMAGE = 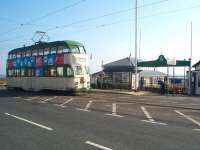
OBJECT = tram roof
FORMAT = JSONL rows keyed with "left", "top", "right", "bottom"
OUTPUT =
{"left": 8, "top": 40, "right": 84, "bottom": 54}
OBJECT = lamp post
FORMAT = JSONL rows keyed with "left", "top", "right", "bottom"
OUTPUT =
{"left": 188, "top": 22, "right": 193, "bottom": 96}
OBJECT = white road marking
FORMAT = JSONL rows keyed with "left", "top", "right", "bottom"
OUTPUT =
{"left": 141, "top": 120, "right": 167, "bottom": 125}
{"left": 40, "top": 96, "right": 58, "bottom": 103}
{"left": 141, "top": 106, "right": 155, "bottom": 122}
{"left": 13, "top": 97, "right": 21, "bottom": 99}
{"left": 4, "top": 113, "right": 53, "bottom": 131}
{"left": 24, "top": 96, "right": 40, "bottom": 101}
{"left": 106, "top": 103, "right": 123, "bottom": 117}
{"left": 54, "top": 98, "right": 73, "bottom": 108}
{"left": 141, "top": 106, "right": 167, "bottom": 125}
{"left": 175, "top": 110, "right": 200, "bottom": 127}
{"left": 193, "top": 129, "right": 200, "bottom": 131}
{"left": 76, "top": 100, "right": 93, "bottom": 112}
{"left": 85, "top": 141, "right": 112, "bottom": 150}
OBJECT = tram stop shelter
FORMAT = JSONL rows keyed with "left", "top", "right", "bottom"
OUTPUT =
{"left": 138, "top": 55, "right": 191, "bottom": 95}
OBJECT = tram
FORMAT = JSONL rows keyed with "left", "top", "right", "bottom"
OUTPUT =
{"left": 6, "top": 40, "right": 90, "bottom": 92}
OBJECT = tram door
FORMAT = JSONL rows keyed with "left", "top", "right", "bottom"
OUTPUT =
{"left": 27, "top": 68, "right": 34, "bottom": 90}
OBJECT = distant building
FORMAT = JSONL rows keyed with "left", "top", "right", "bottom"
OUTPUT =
{"left": 91, "top": 57, "right": 170, "bottom": 90}
{"left": 192, "top": 61, "right": 200, "bottom": 95}
{"left": 103, "top": 57, "right": 140, "bottom": 89}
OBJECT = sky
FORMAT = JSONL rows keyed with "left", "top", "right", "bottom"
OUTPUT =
{"left": 0, "top": 0, "right": 200, "bottom": 75}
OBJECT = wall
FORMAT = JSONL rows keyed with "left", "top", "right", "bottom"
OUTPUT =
{"left": 195, "top": 71, "right": 200, "bottom": 95}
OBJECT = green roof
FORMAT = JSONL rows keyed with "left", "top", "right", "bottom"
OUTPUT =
{"left": 9, "top": 40, "right": 84, "bottom": 54}
{"left": 138, "top": 55, "right": 190, "bottom": 67}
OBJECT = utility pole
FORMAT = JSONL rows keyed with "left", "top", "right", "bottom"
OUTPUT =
{"left": 188, "top": 22, "right": 192, "bottom": 96}
{"left": 134, "top": 0, "right": 138, "bottom": 91}
{"left": 139, "top": 29, "right": 141, "bottom": 59}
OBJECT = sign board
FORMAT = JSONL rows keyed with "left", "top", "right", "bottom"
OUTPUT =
{"left": 35, "top": 68, "right": 43, "bottom": 77}
{"left": 48, "top": 54, "right": 56, "bottom": 65}
{"left": 55, "top": 54, "right": 64, "bottom": 65}
{"left": 36, "top": 56, "right": 43, "bottom": 67}
{"left": 167, "top": 59, "right": 176, "bottom": 66}
{"left": 7, "top": 60, "right": 13, "bottom": 69}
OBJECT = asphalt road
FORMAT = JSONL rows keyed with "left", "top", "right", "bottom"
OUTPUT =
{"left": 0, "top": 89, "right": 200, "bottom": 150}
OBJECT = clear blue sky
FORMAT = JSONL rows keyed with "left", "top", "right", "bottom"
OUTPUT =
{"left": 0, "top": 0, "right": 200, "bottom": 75}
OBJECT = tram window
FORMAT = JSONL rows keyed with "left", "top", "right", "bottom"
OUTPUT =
{"left": 44, "top": 68, "right": 50, "bottom": 77}
{"left": 22, "top": 51, "right": 26, "bottom": 57}
{"left": 66, "top": 66, "right": 74, "bottom": 77}
{"left": 21, "top": 69, "right": 25, "bottom": 77}
{"left": 26, "top": 50, "right": 31, "bottom": 57}
{"left": 70, "top": 46, "right": 79, "bottom": 53}
{"left": 57, "top": 47, "right": 63, "bottom": 54}
{"left": 8, "top": 70, "right": 13, "bottom": 77}
{"left": 32, "top": 50, "right": 38, "bottom": 56}
{"left": 79, "top": 46, "right": 85, "bottom": 54}
{"left": 12, "top": 53, "right": 16, "bottom": 59}
{"left": 27, "top": 69, "right": 34, "bottom": 77}
{"left": 50, "top": 67, "right": 56, "bottom": 77}
{"left": 85, "top": 66, "right": 90, "bottom": 74}
{"left": 51, "top": 48, "right": 56, "bottom": 54}
{"left": 63, "top": 47, "right": 70, "bottom": 53}
{"left": 17, "top": 52, "right": 21, "bottom": 58}
{"left": 75, "top": 66, "right": 82, "bottom": 75}
{"left": 12, "top": 70, "right": 16, "bottom": 77}
{"left": 44, "top": 48, "right": 50, "bottom": 55}
{"left": 8, "top": 54, "right": 12, "bottom": 59}
{"left": 38, "top": 49, "right": 43, "bottom": 56}
{"left": 16, "top": 69, "right": 20, "bottom": 77}
{"left": 57, "top": 67, "right": 63, "bottom": 77}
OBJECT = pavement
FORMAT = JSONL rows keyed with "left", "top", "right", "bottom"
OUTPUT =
{"left": 0, "top": 89, "right": 200, "bottom": 150}
{"left": 90, "top": 88, "right": 159, "bottom": 96}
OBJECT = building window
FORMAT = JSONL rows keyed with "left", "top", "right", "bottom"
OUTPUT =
{"left": 114, "top": 72, "right": 123, "bottom": 83}
{"left": 198, "top": 76, "right": 200, "bottom": 87}
{"left": 57, "top": 67, "right": 63, "bottom": 77}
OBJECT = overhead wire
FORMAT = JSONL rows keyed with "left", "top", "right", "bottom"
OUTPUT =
{"left": 22, "top": 0, "right": 87, "bottom": 24}
{"left": 45, "top": 0, "right": 169, "bottom": 31}
{"left": 0, "top": 0, "right": 87, "bottom": 37}
{"left": 3, "top": 0, "right": 200, "bottom": 45}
